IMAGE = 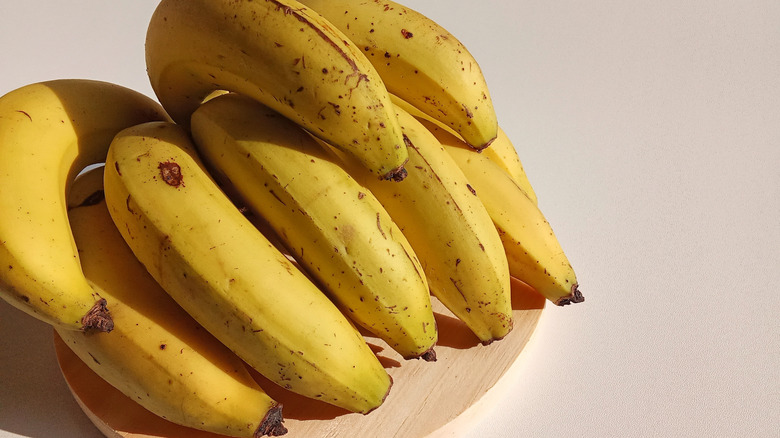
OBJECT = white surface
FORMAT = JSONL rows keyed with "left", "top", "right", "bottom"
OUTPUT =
{"left": 1, "top": 1, "right": 778, "bottom": 437}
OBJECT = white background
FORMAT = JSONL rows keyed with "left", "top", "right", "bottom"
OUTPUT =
{"left": 1, "top": 1, "right": 778, "bottom": 437}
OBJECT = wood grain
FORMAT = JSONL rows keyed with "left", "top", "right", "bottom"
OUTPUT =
{"left": 54, "top": 278, "right": 545, "bottom": 438}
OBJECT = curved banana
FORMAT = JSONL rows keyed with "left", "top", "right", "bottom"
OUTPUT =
{"left": 59, "top": 166, "right": 287, "bottom": 438}
{"left": 190, "top": 93, "right": 438, "bottom": 361}
{"left": 103, "top": 121, "right": 392, "bottom": 414}
{"left": 0, "top": 79, "right": 168, "bottom": 332}
{"left": 391, "top": 94, "right": 537, "bottom": 204}
{"left": 299, "top": 0, "right": 497, "bottom": 150}
{"left": 442, "top": 145, "right": 583, "bottom": 306}
{"left": 146, "top": 0, "right": 408, "bottom": 180}
{"left": 324, "top": 105, "right": 512, "bottom": 345}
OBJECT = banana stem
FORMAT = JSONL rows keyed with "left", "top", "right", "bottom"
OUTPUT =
{"left": 554, "top": 284, "right": 585, "bottom": 306}
{"left": 419, "top": 348, "right": 438, "bottom": 362}
{"left": 255, "top": 404, "right": 287, "bottom": 437}
{"left": 383, "top": 160, "right": 409, "bottom": 181}
{"left": 80, "top": 298, "right": 114, "bottom": 332}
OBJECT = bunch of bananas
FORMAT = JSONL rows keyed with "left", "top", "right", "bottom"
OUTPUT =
{"left": 0, "top": 0, "right": 583, "bottom": 436}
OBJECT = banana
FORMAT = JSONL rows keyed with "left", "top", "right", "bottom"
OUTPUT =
{"left": 145, "top": 0, "right": 409, "bottom": 180}
{"left": 298, "top": 0, "right": 497, "bottom": 150}
{"left": 322, "top": 105, "right": 513, "bottom": 345}
{"left": 391, "top": 94, "right": 538, "bottom": 204}
{"left": 59, "top": 166, "right": 287, "bottom": 438}
{"left": 190, "top": 93, "right": 438, "bottom": 361}
{"left": 0, "top": 79, "right": 168, "bottom": 332}
{"left": 441, "top": 143, "right": 583, "bottom": 306}
{"left": 103, "top": 121, "right": 392, "bottom": 414}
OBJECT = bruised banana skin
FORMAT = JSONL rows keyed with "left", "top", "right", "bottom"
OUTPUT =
{"left": 59, "top": 166, "right": 287, "bottom": 438}
{"left": 190, "top": 93, "right": 438, "bottom": 361}
{"left": 391, "top": 94, "right": 538, "bottom": 204}
{"left": 442, "top": 145, "right": 583, "bottom": 306}
{"left": 324, "top": 106, "right": 513, "bottom": 344}
{"left": 103, "top": 121, "right": 392, "bottom": 414}
{"left": 0, "top": 79, "right": 168, "bottom": 332}
{"left": 146, "top": 0, "right": 409, "bottom": 180}
{"left": 299, "top": 0, "right": 497, "bottom": 150}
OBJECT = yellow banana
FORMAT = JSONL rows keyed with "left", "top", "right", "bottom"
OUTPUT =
{"left": 59, "top": 166, "right": 287, "bottom": 438}
{"left": 391, "top": 94, "right": 538, "bottom": 204}
{"left": 190, "top": 93, "right": 438, "bottom": 361}
{"left": 0, "top": 79, "right": 168, "bottom": 331}
{"left": 103, "top": 121, "right": 392, "bottom": 414}
{"left": 442, "top": 144, "right": 583, "bottom": 306}
{"left": 323, "top": 105, "right": 513, "bottom": 345}
{"left": 298, "top": 0, "right": 497, "bottom": 150}
{"left": 146, "top": 0, "right": 409, "bottom": 180}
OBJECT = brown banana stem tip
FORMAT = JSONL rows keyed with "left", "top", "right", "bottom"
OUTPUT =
{"left": 554, "top": 284, "right": 585, "bottom": 306}
{"left": 256, "top": 404, "right": 287, "bottom": 437}
{"left": 383, "top": 163, "right": 408, "bottom": 182}
{"left": 419, "top": 348, "right": 437, "bottom": 362}
{"left": 81, "top": 298, "right": 114, "bottom": 332}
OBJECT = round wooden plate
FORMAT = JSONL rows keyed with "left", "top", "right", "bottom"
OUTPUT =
{"left": 54, "top": 278, "right": 545, "bottom": 438}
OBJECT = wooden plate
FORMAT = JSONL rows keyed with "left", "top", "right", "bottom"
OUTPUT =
{"left": 54, "top": 278, "right": 545, "bottom": 438}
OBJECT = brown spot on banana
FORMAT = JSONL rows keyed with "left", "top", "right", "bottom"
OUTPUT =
{"left": 450, "top": 277, "right": 467, "bottom": 301}
{"left": 269, "top": 1, "right": 360, "bottom": 76}
{"left": 376, "top": 213, "right": 386, "bottom": 239}
{"left": 158, "top": 161, "right": 183, "bottom": 187}
{"left": 16, "top": 110, "right": 32, "bottom": 121}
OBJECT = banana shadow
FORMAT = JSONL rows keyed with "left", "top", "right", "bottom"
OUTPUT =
{"left": 40, "top": 80, "right": 169, "bottom": 188}
{"left": 245, "top": 338, "right": 402, "bottom": 422}
{"left": 247, "top": 366, "right": 353, "bottom": 421}
{"left": 431, "top": 277, "right": 546, "bottom": 350}
{"left": 510, "top": 277, "right": 547, "bottom": 311}
{"left": 0, "top": 301, "right": 104, "bottom": 438}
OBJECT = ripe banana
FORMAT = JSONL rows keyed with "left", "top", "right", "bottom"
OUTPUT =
{"left": 391, "top": 94, "right": 538, "bottom": 204}
{"left": 0, "top": 79, "right": 168, "bottom": 332}
{"left": 146, "top": 0, "right": 409, "bottom": 180}
{"left": 323, "top": 105, "right": 513, "bottom": 345}
{"left": 190, "top": 93, "right": 438, "bottom": 361}
{"left": 298, "top": 0, "right": 497, "bottom": 150}
{"left": 59, "top": 166, "right": 287, "bottom": 438}
{"left": 103, "top": 121, "right": 392, "bottom": 414}
{"left": 441, "top": 143, "right": 584, "bottom": 306}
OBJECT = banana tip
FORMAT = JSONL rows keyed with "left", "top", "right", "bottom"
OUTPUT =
{"left": 363, "top": 374, "right": 394, "bottom": 415}
{"left": 81, "top": 298, "right": 114, "bottom": 332}
{"left": 472, "top": 135, "right": 497, "bottom": 152}
{"left": 255, "top": 404, "right": 287, "bottom": 437}
{"left": 554, "top": 284, "right": 584, "bottom": 306}
{"left": 419, "top": 348, "right": 437, "bottom": 362}
{"left": 383, "top": 164, "right": 408, "bottom": 182}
